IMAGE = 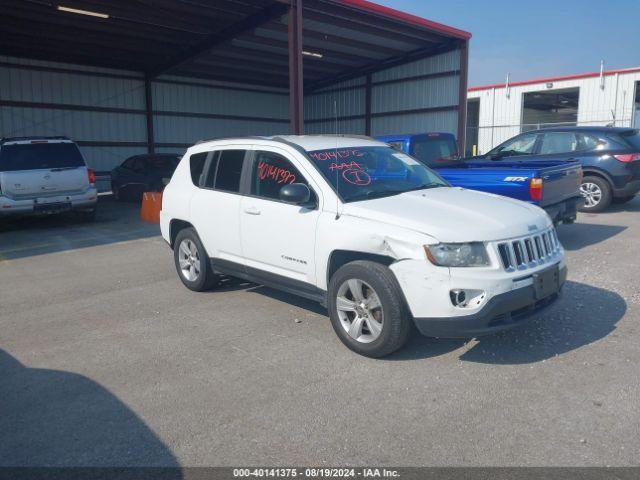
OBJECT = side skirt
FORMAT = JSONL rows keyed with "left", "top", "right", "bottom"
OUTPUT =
{"left": 210, "top": 258, "right": 327, "bottom": 306}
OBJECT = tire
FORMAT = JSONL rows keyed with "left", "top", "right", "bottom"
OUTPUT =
{"left": 612, "top": 195, "right": 636, "bottom": 204}
{"left": 327, "top": 260, "right": 412, "bottom": 358}
{"left": 173, "top": 227, "right": 219, "bottom": 291}
{"left": 111, "top": 182, "right": 121, "bottom": 201}
{"left": 578, "top": 175, "right": 612, "bottom": 213}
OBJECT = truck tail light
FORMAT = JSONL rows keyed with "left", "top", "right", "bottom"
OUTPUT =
{"left": 613, "top": 153, "right": 640, "bottom": 163}
{"left": 529, "top": 177, "right": 543, "bottom": 201}
{"left": 87, "top": 168, "right": 96, "bottom": 185}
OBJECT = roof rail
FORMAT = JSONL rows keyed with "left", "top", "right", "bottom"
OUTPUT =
{"left": 195, "top": 135, "right": 273, "bottom": 145}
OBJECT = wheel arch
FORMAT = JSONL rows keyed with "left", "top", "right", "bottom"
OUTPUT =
{"left": 326, "top": 249, "right": 396, "bottom": 287}
{"left": 582, "top": 167, "right": 614, "bottom": 187}
{"left": 169, "top": 219, "right": 194, "bottom": 249}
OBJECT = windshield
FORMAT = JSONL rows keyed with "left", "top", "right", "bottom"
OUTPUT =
{"left": 0, "top": 142, "right": 85, "bottom": 172}
{"left": 306, "top": 146, "right": 448, "bottom": 203}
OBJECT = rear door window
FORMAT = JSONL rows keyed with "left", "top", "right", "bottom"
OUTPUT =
{"left": 538, "top": 132, "right": 579, "bottom": 154}
{"left": 215, "top": 150, "right": 246, "bottom": 192}
{"left": 0, "top": 142, "right": 85, "bottom": 171}
{"left": 201, "top": 149, "right": 247, "bottom": 192}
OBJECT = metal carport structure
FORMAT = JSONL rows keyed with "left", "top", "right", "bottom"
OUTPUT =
{"left": 0, "top": 0, "right": 471, "bottom": 172}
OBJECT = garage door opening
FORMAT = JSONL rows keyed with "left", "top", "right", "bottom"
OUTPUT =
{"left": 521, "top": 87, "right": 579, "bottom": 132}
{"left": 465, "top": 98, "right": 479, "bottom": 155}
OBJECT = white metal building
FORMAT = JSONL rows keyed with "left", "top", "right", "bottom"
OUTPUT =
{"left": 466, "top": 66, "right": 640, "bottom": 155}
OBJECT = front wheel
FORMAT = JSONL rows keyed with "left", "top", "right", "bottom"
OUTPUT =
{"left": 328, "top": 260, "right": 412, "bottom": 358}
{"left": 173, "top": 228, "right": 219, "bottom": 291}
{"left": 578, "top": 176, "right": 612, "bottom": 213}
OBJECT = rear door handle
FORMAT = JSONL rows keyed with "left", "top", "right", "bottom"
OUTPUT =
{"left": 244, "top": 206, "right": 261, "bottom": 215}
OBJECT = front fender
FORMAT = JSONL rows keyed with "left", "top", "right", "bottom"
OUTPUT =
{"left": 314, "top": 212, "right": 436, "bottom": 290}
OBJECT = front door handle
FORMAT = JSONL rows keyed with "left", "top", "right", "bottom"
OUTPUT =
{"left": 244, "top": 206, "right": 261, "bottom": 215}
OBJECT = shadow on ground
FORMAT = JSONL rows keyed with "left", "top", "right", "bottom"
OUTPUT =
{"left": 223, "top": 276, "right": 624, "bottom": 365}
{"left": 0, "top": 349, "right": 180, "bottom": 471}
{"left": 388, "top": 280, "right": 625, "bottom": 364}
{"left": 0, "top": 196, "right": 159, "bottom": 260}
{"left": 556, "top": 222, "right": 626, "bottom": 251}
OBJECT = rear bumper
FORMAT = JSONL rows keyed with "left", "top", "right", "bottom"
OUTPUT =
{"left": 613, "top": 179, "right": 640, "bottom": 197}
{"left": 543, "top": 196, "right": 582, "bottom": 224}
{"left": 0, "top": 188, "right": 98, "bottom": 216}
{"left": 413, "top": 265, "right": 567, "bottom": 338}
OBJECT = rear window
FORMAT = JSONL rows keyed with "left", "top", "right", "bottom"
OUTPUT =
{"left": 0, "top": 142, "right": 85, "bottom": 171}
{"left": 409, "top": 136, "right": 459, "bottom": 167}
{"left": 149, "top": 155, "right": 180, "bottom": 170}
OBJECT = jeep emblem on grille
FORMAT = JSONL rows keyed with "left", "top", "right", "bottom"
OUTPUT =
{"left": 528, "top": 225, "right": 538, "bottom": 231}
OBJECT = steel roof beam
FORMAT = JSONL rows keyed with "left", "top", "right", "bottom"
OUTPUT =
{"left": 147, "top": 1, "right": 289, "bottom": 78}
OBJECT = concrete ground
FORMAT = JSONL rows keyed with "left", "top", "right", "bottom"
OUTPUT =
{"left": 0, "top": 196, "right": 638, "bottom": 467}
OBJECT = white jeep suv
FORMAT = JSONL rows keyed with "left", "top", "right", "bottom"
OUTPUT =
{"left": 160, "top": 136, "right": 566, "bottom": 357}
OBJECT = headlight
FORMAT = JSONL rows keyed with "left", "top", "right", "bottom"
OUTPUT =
{"left": 425, "top": 242, "right": 490, "bottom": 267}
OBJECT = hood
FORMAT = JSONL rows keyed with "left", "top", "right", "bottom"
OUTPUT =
{"left": 341, "top": 187, "right": 551, "bottom": 243}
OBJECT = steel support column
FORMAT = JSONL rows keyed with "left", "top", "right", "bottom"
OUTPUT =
{"left": 365, "top": 73, "right": 372, "bottom": 135}
{"left": 456, "top": 40, "right": 469, "bottom": 153}
{"left": 288, "top": 0, "right": 304, "bottom": 134}
{"left": 144, "top": 76, "right": 155, "bottom": 154}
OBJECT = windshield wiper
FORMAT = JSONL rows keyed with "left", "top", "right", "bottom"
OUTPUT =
{"left": 347, "top": 184, "right": 443, "bottom": 202}
{"left": 403, "top": 183, "right": 443, "bottom": 192}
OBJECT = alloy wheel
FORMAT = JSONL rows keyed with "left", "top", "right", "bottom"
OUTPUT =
{"left": 335, "top": 279, "right": 384, "bottom": 343}
{"left": 178, "top": 239, "right": 201, "bottom": 282}
{"left": 580, "top": 182, "right": 602, "bottom": 208}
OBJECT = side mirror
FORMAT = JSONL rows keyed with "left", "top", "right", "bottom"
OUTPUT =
{"left": 279, "top": 183, "right": 311, "bottom": 206}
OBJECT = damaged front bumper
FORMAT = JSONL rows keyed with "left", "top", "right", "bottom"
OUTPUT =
{"left": 390, "top": 258, "right": 567, "bottom": 338}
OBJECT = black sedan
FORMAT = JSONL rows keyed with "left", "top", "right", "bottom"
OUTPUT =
{"left": 111, "top": 153, "right": 181, "bottom": 201}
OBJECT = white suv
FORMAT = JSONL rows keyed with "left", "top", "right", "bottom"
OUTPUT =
{"left": 0, "top": 136, "right": 97, "bottom": 219}
{"left": 161, "top": 136, "right": 566, "bottom": 357}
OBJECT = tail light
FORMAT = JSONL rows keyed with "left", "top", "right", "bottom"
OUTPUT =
{"left": 613, "top": 153, "right": 640, "bottom": 163}
{"left": 529, "top": 177, "right": 543, "bottom": 201}
{"left": 87, "top": 168, "right": 96, "bottom": 185}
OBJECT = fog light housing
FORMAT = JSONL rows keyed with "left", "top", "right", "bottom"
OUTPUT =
{"left": 450, "top": 289, "right": 466, "bottom": 306}
{"left": 449, "top": 289, "right": 486, "bottom": 308}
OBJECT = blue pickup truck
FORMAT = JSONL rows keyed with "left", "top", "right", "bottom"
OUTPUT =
{"left": 376, "top": 133, "right": 583, "bottom": 224}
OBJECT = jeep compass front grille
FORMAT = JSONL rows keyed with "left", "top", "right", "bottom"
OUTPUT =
{"left": 496, "top": 228, "right": 561, "bottom": 271}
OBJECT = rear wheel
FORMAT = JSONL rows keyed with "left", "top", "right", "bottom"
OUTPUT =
{"left": 579, "top": 176, "right": 612, "bottom": 213}
{"left": 111, "top": 182, "right": 122, "bottom": 201}
{"left": 613, "top": 195, "right": 636, "bottom": 204}
{"left": 328, "top": 260, "right": 412, "bottom": 358}
{"left": 173, "top": 228, "right": 219, "bottom": 291}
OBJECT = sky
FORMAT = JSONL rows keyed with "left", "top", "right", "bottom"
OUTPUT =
{"left": 377, "top": 0, "right": 640, "bottom": 87}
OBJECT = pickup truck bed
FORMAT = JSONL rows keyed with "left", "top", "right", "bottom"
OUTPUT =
{"left": 377, "top": 133, "right": 583, "bottom": 224}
